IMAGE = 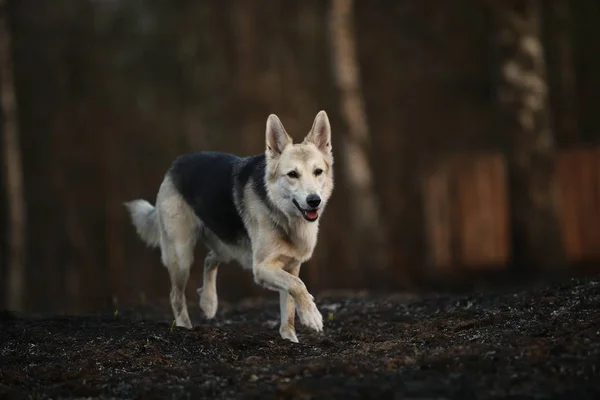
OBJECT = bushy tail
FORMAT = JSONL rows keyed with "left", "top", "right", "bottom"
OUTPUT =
{"left": 124, "top": 199, "right": 160, "bottom": 248}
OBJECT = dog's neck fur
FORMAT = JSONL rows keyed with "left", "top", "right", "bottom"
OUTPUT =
{"left": 261, "top": 174, "right": 320, "bottom": 262}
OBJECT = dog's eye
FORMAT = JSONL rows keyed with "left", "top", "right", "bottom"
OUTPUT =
{"left": 314, "top": 168, "right": 323, "bottom": 177}
{"left": 287, "top": 171, "right": 299, "bottom": 179}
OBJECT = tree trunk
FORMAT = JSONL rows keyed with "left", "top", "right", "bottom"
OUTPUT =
{"left": 491, "top": 0, "right": 566, "bottom": 272}
{"left": 329, "top": 0, "right": 389, "bottom": 284}
{"left": 0, "top": 0, "right": 26, "bottom": 311}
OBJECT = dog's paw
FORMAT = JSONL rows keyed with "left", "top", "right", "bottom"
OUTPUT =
{"left": 197, "top": 287, "right": 218, "bottom": 319}
{"left": 280, "top": 328, "right": 299, "bottom": 343}
{"left": 176, "top": 316, "right": 193, "bottom": 329}
{"left": 296, "top": 296, "right": 323, "bottom": 333}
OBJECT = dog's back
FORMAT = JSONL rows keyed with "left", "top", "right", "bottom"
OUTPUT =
{"left": 168, "top": 151, "right": 247, "bottom": 245}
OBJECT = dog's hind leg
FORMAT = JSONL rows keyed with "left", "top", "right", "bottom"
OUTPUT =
{"left": 156, "top": 176, "right": 197, "bottom": 329}
{"left": 196, "top": 250, "right": 219, "bottom": 319}
{"left": 162, "top": 238, "right": 194, "bottom": 329}
{"left": 279, "top": 261, "right": 301, "bottom": 343}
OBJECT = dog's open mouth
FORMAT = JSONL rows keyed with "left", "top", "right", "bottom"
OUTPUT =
{"left": 293, "top": 200, "right": 319, "bottom": 222}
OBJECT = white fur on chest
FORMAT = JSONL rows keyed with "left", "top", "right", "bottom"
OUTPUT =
{"left": 286, "top": 220, "right": 320, "bottom": 262}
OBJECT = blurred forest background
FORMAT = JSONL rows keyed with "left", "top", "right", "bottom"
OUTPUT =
{"left": 2, "top": 0, "right": 600, "bottom": 314}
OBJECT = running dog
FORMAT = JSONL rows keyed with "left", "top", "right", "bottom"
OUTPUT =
{"left": 124, "top": 111, "right": 334, "bottom": 342}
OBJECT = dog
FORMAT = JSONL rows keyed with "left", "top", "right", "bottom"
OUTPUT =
{"left": 124, "top": 111, "right": 334, "bottom": 343}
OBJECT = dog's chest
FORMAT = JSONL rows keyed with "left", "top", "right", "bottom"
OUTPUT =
{"left": 286, "top": 223, "right": 319, "bottom": 261}
{"left": 242, "top": 220, "right": 320, "bottom": 266}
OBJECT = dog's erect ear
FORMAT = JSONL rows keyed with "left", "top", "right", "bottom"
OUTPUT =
{"left": 304, "top": 110, "right": 332, "bottom": 155}
{"left": 266, "top": 114, "right": 292, "bottom": 157}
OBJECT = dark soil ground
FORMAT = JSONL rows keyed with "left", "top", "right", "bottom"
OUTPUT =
{"left": 2, "top": 275, "right": 600, "bottom": 400}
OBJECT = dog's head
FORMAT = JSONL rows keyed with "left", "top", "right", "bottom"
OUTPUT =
{"left": 264, "top": 111, "right": 334, "bottom": 223}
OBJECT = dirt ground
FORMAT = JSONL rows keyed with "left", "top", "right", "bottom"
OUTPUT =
{"left": 2, "top": 275, "right": 600, "bottom": 400}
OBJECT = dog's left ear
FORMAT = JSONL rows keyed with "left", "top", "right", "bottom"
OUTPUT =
{"left": 304, "top": 110, "right": 332, "bottom": 155}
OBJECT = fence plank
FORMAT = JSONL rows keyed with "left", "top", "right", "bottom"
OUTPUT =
{"left": 458, "top": 154, "right": 509, "bottom": 268}
{"left": 557, "top": 148, "right": 600, "bottom": 261}
{"left": 423, "top": 166, "right": 453, "bottom": 270}
{"left": 424, "top": 153, "right": 509, "bottom": 271}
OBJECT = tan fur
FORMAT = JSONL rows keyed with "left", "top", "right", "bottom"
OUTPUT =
{"left": 125, "top": 111, "right": 334, "bottom": 343}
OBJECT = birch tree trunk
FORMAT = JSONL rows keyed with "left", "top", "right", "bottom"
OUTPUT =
{"left": 329, "top": 0, "right": 389, "bottom": 282}
{"left": 0, "top": 0, "right": 26, "bottom": 311}
{"left": 492, "top": 0, "right": 566, "bottom": 272}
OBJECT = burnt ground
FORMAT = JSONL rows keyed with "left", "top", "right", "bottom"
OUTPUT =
{"left": 2, "top": 276, "right": 600, "bottom": 399}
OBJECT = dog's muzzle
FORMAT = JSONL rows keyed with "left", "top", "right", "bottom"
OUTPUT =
{"left": 293, "top": 198, "right": 320, "bottom": 222}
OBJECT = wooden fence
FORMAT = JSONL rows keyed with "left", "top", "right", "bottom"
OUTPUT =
{"left": 423, "top": 153, "right": 509, "bottom": 271}
{"left": 424, "top": 147, "right": 600, "bottom": 273}
{"left": 556, "top": 148, "right": 600, "bottom": 262}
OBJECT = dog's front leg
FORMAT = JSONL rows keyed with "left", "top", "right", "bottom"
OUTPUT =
{"left": 279, "top": 261, "right": 301, "bottom": 342}
{"left": 253, "top": 259, "right": 323, "bottom": 334}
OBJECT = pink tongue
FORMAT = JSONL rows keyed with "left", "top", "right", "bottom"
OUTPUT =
{"left": 305, "top": 210, "right": 318, "bottom": 220}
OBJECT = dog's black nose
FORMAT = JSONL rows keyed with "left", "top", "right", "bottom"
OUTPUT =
{"left": 306, "top": 194, "right": 321, "bottom": 208}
